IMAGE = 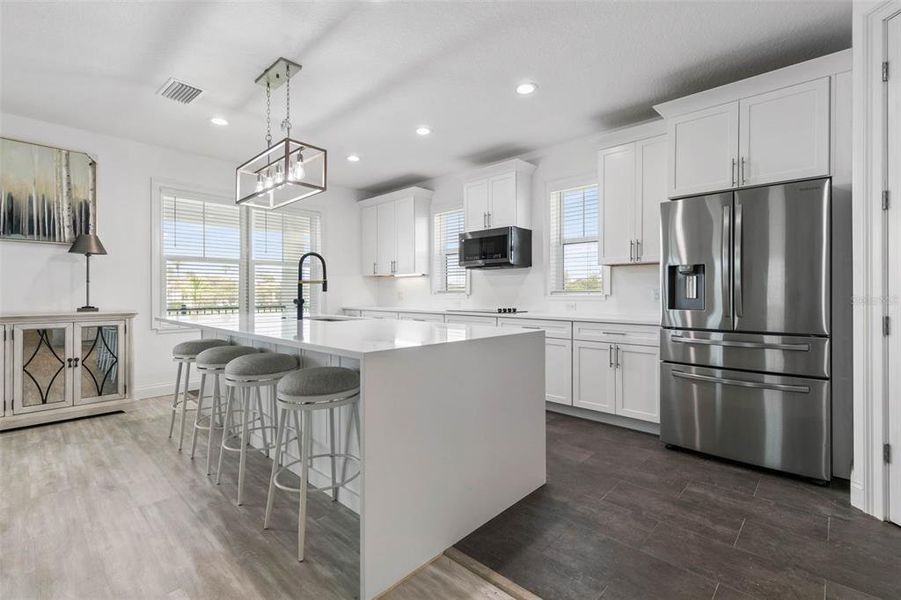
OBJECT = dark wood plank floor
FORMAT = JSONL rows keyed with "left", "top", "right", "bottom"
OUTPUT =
{"left": 456, "top": 411, "right": 901, "bottom": 600}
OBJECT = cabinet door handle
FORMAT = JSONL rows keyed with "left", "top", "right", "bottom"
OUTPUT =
{"left": 731, "top": 158, "right": 737, "bottom": 187}
{"left": 487, "top": 212, "right": 491, "bottom": 228}
{"left": 608, "top": 345, "right": 613, "bottom": 368}
{"left": 635, "top": 239, "right": 641, "bottom": 262}
{"left": 616, "top": 345, "right": 621, "bottom": 368}
{"left": 483, "top": 212, "right": 487, "bottom": 228}
{"left": 74, "top": 357, "right": 79, "bottom": 368}
{"left": 629, "top": 240, "right": 634, "bottom": 262}
{"left": 740, "top": 157, "right": 746, "bottom": 185}
{"left": 66, "top": 358, "right": 73, "bottom": 368}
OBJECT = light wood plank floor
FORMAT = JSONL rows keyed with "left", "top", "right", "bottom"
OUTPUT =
{"left": 0, "top": 396, "right": 521, "bottom": 600}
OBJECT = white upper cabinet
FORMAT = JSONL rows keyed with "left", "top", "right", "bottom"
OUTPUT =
{"left": 462, "top": 159, "right": 535, "bottom": 232}
{"left": 360, "top": 187, "right": 432, "bottom": 277}
{"left": 667, "top": 102, "right": 739, "bottom": 198}
{"left": 739, "top": 78, "right": 830, "bottom": 187}
{"left": 597, "top": 121, "right": 666, "bottom": 265}
{"left": 655, "top": 50, "right": 850, "bottom": 198}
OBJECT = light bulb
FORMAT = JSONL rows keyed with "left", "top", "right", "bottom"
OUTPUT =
{"left": 255, "top": 173, "right": 264, "bottom": 192}
{"left": 293, "top": 157, "right": 306, "bottom": 180}
{"left": 264, "top": 169, "right": 273, "bottom": 188}
{"left": 274, "top": 163, "right": 284, "bottom": 184}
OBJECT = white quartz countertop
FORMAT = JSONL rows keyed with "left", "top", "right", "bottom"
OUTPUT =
{"left": 158, "top": 313, "right": 542, "bottom": 359}
{"left": 342, "top": 306, "right": 660, "bottom": 326}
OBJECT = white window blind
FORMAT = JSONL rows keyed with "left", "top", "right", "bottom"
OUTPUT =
{"left": 549, "top": 185, "right": 603, "bottom": 293}
{"left": 251, "top": 209, "right": 321, "bottom": 314}
{"left": 432, "top": 209, "right": 468, "bottom": 293}
{"left": 161, "top": 193, "right": 241, "bottom": 315}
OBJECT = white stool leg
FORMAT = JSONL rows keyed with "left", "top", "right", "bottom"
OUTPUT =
{"left": 298, "top": 408, "right": 312, "bottom": 562}
{"left": 339, "top": 401, "right": 359, "bottom": 492}
{"left": 329, "top": 407, "right": 337, "bottom": 502}
{"left": 255, "top": 386, "right": 269, "bottom": 457}
{"left": 168, "top": 361, "right": 183, "bottom": 439}
{"left": 177, "top": 361, "right": 192, "bottom": 451}
{"left": 190, "top": 372, "right": 207, "bottom": 459}
{"left": 264, "top": 405, "right": 288, "bottom": 530}
{"left": 216, "top": 385, "right": 234, "bottom": 485}
{"left": 269, "top": 385, "right": 279, "bottom": 459}
{"left": 206, "top": 372, "right": 221, "bottom": 476}
{"left": 237, "top": 388, "right": 250, "bottom": 506}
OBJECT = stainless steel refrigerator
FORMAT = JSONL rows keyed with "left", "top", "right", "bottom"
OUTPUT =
{"left": 659, "top": 177, "right": 852, "bottom": 481}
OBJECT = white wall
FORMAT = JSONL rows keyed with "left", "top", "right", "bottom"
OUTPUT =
{"left": 374, "top": 133, "right": 661, "bottom": 318}
{"left": 0, "top": 112, "right": 376, "bottom": 398}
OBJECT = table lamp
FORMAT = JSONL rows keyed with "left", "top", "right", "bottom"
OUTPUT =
{"left": 68, "top": 233, "right": 107, "bottom": 312}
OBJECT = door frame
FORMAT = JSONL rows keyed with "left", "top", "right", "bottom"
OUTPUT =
{"left": 852, "top": 0, "right": 901, "bottom": 521}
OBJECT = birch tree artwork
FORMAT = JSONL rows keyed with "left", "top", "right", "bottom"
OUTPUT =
{"left": 0, "top": 137, "right": 96, "bottom": 244}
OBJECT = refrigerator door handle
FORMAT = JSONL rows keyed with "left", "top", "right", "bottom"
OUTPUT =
{"left": 671, "top": 370, "right": 810, "bottom": 394}
{"left": 734, "top": 200, "right": 743, "bottom": 319}
{"left": 669, "top": 335, "right": 810, "bottom": 352}
{"left": 722, "top": 203, "right": 731, "bottom": 319}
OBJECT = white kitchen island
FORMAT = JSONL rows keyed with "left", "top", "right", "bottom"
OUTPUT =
{"left": 159, "top": 313, "right": 546, "bottom": 599}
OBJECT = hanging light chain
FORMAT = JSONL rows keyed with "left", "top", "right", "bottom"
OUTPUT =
{"left": 265, "top": 81, "right": 272, "bottom": 146}
{"left": 282, "top": 64, "right": 292, "bottom": 138}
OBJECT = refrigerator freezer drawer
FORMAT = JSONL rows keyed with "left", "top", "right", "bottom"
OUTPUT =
{"left": 660, "top": 330, "right": 830, "bottom": 378}
{"left": 660, "top": 363, "right": 830, "bottom": 480}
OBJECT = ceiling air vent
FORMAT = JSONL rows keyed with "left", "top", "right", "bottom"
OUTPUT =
{"left": 156, "top": 77, "right": 204, "bottom": 104}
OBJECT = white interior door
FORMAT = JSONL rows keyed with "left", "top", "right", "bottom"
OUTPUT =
{"left": 739, "top": 78, "right": 830, "bottom": 187}
{"left": 572, "top": 340, "right": 616, "bottom": 414}
{"left": 376, "top": 201, "right": 396, "bottom": 275}
{"left": 636, "top": 135, "right": 667, "bottom": 263}
{"left": 393, "top": 196, "right": 415, "bottom": 274}
{"left": 668, "top": 101, "right": 739, "bottom": 197}
{"left": 598, "top": 143, "right": 636, "bottom": 264}
{"left": 615, "top": 343, "right": 660, "bottom": 423}
{"left": 361, "top": 205, "right": 379, "bottom": 276}
{"left": 487, "top": 172, "right": 516, "bottom": 229}
{"left": 544, "top": 338, "right": 572, "bottom": 405}
{"left": 887, "top": 12, "right": 901, "bottom": 526}
{"left": 464, "top": 180, "right": 489, "bottom": 232}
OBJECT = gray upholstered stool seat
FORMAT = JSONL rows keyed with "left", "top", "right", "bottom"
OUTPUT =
{"left": 225, "top": 352, "right": 298, "bottom": 379}
{"left": 168, "top": 338, "right": 230, "bottom": 451}
{"left": 196, "top": 345, "right": 259, "bottom": 368}
{"left": 265, "top": 367, "right": 361, "bottom": 562}
{"left": 277, "top": 367, "right": 360, "bottom": 399}
{"left": 191, "top": 345, "right": 260, "bottom": 475}
{"left": 172, "top": 338, "right": 230, "bottom": 358}
{"left": 217, "top": 352, "right": 299, "bottom": 506}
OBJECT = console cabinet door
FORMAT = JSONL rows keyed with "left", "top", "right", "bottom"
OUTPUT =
{"left": 668, "top": 101, "right": 739, "bottom": 198}
{"left": 12, "top": 323, "right": 74, "bottom": 415}
{"left": 615, "top": 343, "right": 659, "bottom": 423}
{"left": 545, "top": 338, "right": 572, "bottom": 406}
{"left": 361, "top": 205, "right": 379, "bottom": 276}
{"left": 75, "top": 321, "right": 126, "bottom": 405}
{"left": 572, "top": 340, "right": 615, "bottom": 414}
{"left": 739, "top": 78, "right": 830, "bottom": 187}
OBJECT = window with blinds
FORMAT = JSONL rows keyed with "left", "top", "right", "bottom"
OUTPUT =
{"left": 432, "top": 209, "right": 468, "bottom": 293}
{"left": 161, "top": 193, "right": 241, "bottom": 315}
{"left": 250, "top": 209, "right": 321, "bottom": 314}
{"left": 548, "top": 184, "right": 603, "bottom": 293}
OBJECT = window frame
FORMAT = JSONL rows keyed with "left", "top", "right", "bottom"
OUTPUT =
{"left": 431, "top": 207, "right": 470, "bottom": 295}
{"left": 546, "top": 178, "right": 606, "bottom": 297}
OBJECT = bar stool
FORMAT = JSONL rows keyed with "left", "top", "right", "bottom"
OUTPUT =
{"left": 216, "top": 352, "right": 298, "bottom": 505}
{"left": 263, "top": 367, "right": 361, "bottom": 562}
{"left": 169, "top": 338, "right": 231, "bottom": 451}
{"left": 191, "top": 345, "right": 260, "bottom": 475}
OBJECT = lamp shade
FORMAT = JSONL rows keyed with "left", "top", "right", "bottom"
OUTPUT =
{"left": 68, "top": 233, "right": 107, "bottom": 256}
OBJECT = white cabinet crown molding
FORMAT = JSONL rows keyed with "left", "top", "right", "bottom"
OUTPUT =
{"left": 596, "top": 118, "right": 666, "bottom": 149}
{"left": 653, "top": 49, "right": 851, "bottom": 119}
{"left": 359, "top": 186, "right": 433, "bottom": 207}
{"left": 462, "top": 158, "right": 536, "bottom": 181}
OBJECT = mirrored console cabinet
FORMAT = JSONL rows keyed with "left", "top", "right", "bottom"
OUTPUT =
{"left": 0, "top": 312, "right": 135, "bottom": 431}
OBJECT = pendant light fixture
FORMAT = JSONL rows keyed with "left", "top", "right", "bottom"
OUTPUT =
{"left": 236, "top": 57, "right": 327, "bottom": 210}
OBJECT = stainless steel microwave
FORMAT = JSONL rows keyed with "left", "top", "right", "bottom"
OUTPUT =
{"left": 459, "top": 226, "right": 532, "bottom": 269}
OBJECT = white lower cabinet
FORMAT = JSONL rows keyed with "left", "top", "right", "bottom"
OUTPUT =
{"left": 544, "top": 338, "right": 572, "bottom": 406}
{"left": 444, "top": 315, "right": 498, "bottom": 326}
{"left": 398, "top": 312, "right": 445, "bottom": 323}
{"left": 615, "top": 343, "right": 660, "bottom": 423}
{"left": 360, "top": 310, "right": 399, "bottom": 320}
{"left": 573, "top": 340, "right": 617, "bottom": 414}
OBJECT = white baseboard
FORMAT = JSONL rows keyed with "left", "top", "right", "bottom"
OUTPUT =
{"left": 546, "top": 403, "right": 661, "bottom": 436}
{"left": 134, "top": 378, "right": 202, "bottom": 400}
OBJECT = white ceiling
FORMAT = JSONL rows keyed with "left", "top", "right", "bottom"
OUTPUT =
{"left": 1, "top": 1, "right": 851, "bottom": 194}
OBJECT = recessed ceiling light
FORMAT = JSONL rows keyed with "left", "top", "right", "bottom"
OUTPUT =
{"left": 210, "top": 116, "right": 229, "bottom": 126}
{"left": 515, "top": 82, "right": 537, "bottom": 95}
{"left": 416, "top": 126, "right": 431, "bottom": 136}
{"left": 347, "top": 154, "right": 361, "bottom": 162}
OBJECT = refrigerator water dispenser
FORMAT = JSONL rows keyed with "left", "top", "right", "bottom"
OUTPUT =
{"left": 667, "top": 264, "right": 705, "bottom": 310}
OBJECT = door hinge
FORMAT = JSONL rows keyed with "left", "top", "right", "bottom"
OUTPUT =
{"left": 884, "top": 61, "right": 890, "bottom": 82}
{"left": 885, "top": 443, "right": 892, "bottom": 464}
{"left": 884, "top": 316, "right": 891, "bottom": 336}
{"left": 883, "top": 190, "right": 890, "bottom": 210}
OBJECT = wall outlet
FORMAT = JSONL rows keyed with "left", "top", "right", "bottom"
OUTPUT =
{"left": 651, "top": 287, "right": 661, "bottom": 301}
{"left": 565, "top": 303, "right": 577, "bottom": 312}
